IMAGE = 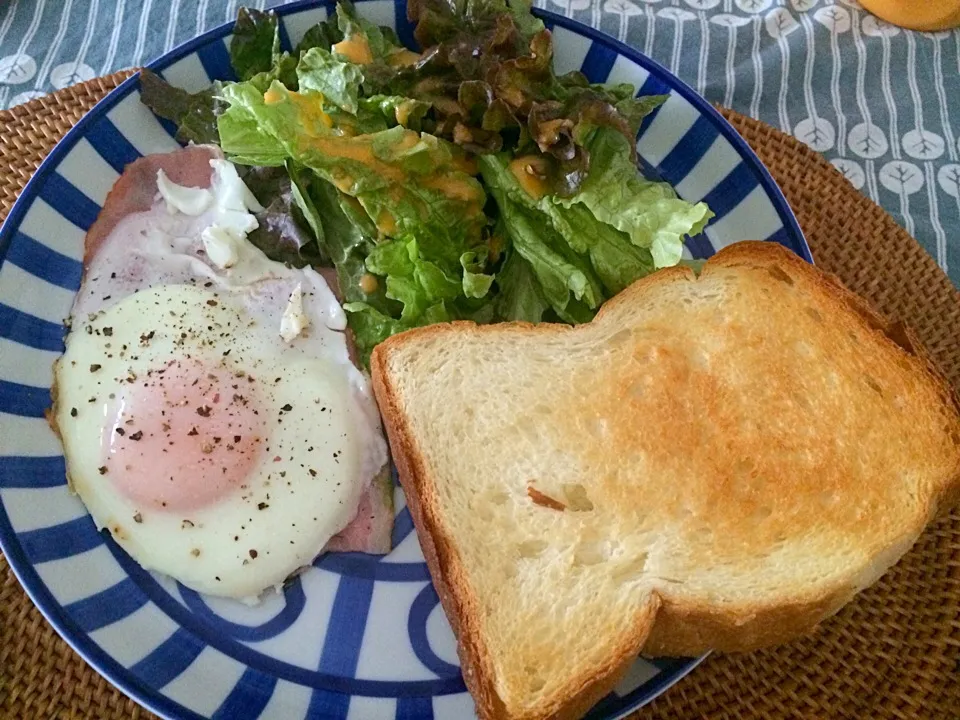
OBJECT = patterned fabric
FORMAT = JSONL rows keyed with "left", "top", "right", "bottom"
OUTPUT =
{"left": 0, "top": 0, "right": 958, "bottom": 283}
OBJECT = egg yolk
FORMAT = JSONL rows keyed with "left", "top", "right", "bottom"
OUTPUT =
{"left": 100, "top": 359, "right": 264, "bottom": 512}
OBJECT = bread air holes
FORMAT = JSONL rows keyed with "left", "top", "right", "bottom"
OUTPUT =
{"left": 562, "top": 483, "right": 594, "bottom": 512}
{"left": 524, "top": 667, "right": 546, "bottom": 694}
{"left": 791, "top": 389, "right": 813, "bottom": 410}
{"left": 473, "top": 502, "right": 495, "bottom": 522}
{"left": 749, "top": 505, "right": 773, "bottom": 524}
{"left": 805, "top": 307, "right": 823, "bottom": 323}
{"left": 573, "top": 540, "right": 612, "bottom": 567}
{"left": 818, "top": 490, "right": 839, "bottom": 507}
{"left": 632, "top": 345, "right": 660, "bottom": 364}
{"left": 689, "top": 347, "right": 710, "bottom": 370}
{"left": 611, "top": 553, "right": 649, "bottom": 583}
{"left": 472, "top": 490, "right": 511, "bottom": 522}
{"left": 517, "top": 539, "right": 548, "bottom": 559}
{"left": 730, "top": 457, "right": 758, "bottom": 495}
{"left": 587, "top": 417, "right": 609, "bottom": 438}
{"left": 863, "top": 375, "right": 884, "bottom": 397}
{"left": 517, "top": 422, "right": 540, "bottom": 443}
{"left": 693, "top": 525, "right": 714, "bottom": 541}
{"left": 490, "top": 491, "right": 509, "bottom": 505}
{"left": 767, "top": 266, "right": 795, "bottom": 286}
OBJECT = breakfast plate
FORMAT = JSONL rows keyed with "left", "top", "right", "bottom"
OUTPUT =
{"left": 0, "top": 2, "right": 809, "bottom": 719}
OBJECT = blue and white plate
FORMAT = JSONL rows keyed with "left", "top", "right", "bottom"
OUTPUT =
{"left": 0, "top": 2, "right": 809, "bottom": 718}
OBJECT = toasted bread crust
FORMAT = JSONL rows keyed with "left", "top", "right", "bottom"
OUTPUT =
{"left": 370, "top": 356, "right": 662, "bottom": 720}
{"left": 375, "top": 328, "right": 658, "bottom": 720}
{"left": 372, "top": 351, "right": 505, "bottom": 718}
{"left": 371, "top": 241, "right": 960, "bottom": 720}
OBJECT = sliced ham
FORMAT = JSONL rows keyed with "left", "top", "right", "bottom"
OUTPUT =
{"left": 84, "top": 145, "right": 222, "bottom": 265}
{"left": 81, "top": 146, "right": 394, "bottom": 555}
{"left": 326, "top": 467, "right": 395, "bottom": 554}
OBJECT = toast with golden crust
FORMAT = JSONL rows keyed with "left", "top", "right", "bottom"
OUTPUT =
{"left": 370, "top": 241, "right": 960, "bottom": 720}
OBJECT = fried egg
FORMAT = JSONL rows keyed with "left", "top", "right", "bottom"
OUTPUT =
{"left": 54, "top": 151, "right": 388, "bottom": 600}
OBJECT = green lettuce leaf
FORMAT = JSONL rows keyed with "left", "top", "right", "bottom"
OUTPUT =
{"left": 239, "top": 165, "right": 326, "bottom": 268}
{"left": 139, "top": 69, "right": 224, "bottom": 145}
{"left": 295, "top": 175, "right": 409, "bottom": 364}
{"left": 219, "top": 80, "right": 487, "bottom": 259}
{"left": 615, "top": 94, "right": 669, "bottom": 137}
{"left": 297, "top": 175, "right": 392, "bottom": 311}
{"left": 501, "top": 197, "right": 603, "bottom": 321}
{"left": 558, "top": 127, "right": 713, "bottom": 268}
{"left": 341, "top": 302, "right": 405, "bottom": 352}
{"left": 343, "top": 299, "right": 455, "bottom": 360}
{"left": 337, "top": 193, "right": 380, "bottom": 239}
{"left": 480, "top": 155, "right": 604, "bottom": 319}
{"left": 217, "top": 79, "right": 494, "bottom": 358}
{"left": 542, "top": 202, "right": 654, "bottom": 296}
{"left": 246, "top": 53, "right": 299, "bottom": 94}
{"left": 296, "top": 15, "right": 344, "bottom": 55}
{"left": 506, "top": 0, "right": 547, "bottom": 38}
{"left": 286, "top": 161, "right": 327, "bottom": 247}
{"left": 231, "top": 8, "right": 281, "bottom": 81}
{"left": 215, "top": 85, "right": 292, "bottom": 166}
{"left": 358, "top": 95, "right": 431, "bottom": 131}
{"left": 230, "top": 7, "right": 302, "bottom": 93}
{"left": 460, "top": 249, "right": 495, "bottom": 299}
{"left": 479, "top": 149, "right": 678, "bottom": 322}
{"left": 335, "top": 0, "right": 402, "bottom": 62}
{"left": 494, "top": 248, "right": 549, "bottom": 323}
{"left": 366, "top": 238, "right": 462, "bottom": 322}
{"left": 297, "top": 47, "right": 363, "bottom": 113}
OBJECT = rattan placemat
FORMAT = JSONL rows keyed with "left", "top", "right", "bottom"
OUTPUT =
{"left": 1, "top": 71, "right": 958, "bottom": 720}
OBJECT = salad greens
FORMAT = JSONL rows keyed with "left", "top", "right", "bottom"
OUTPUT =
{"left": 141, "top": 0, "right": 712, "bottom": 363}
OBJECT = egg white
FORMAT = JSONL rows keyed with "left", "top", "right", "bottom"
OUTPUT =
{"left": 56, "top": 283, "right": 385, "bottom": 599}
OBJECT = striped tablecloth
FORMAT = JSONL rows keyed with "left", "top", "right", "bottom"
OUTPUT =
{"left": 0, "top": 0, "right": 958, "bottom": 284}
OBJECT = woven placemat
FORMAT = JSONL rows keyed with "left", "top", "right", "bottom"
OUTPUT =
{"left": 1, "top": 71, "right": 958, "bottom": 720}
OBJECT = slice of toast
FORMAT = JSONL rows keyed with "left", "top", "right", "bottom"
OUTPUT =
{"left": 370, "top": 241, "right": 960, "bottom": 720}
